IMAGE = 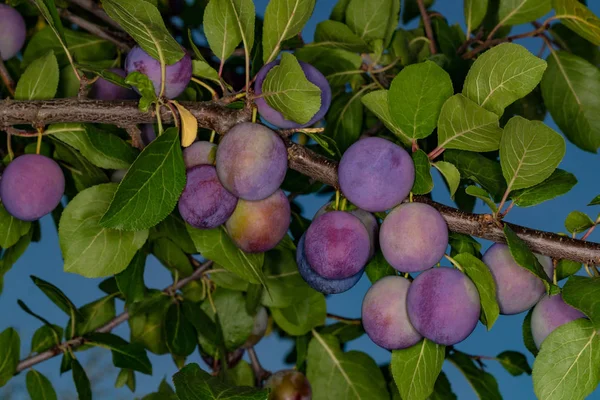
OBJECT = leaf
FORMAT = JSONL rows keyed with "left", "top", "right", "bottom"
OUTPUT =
{"left": 182, "top": 301, "right": 218, "bottom": 346}
{"left": 565, "top": 211, "right": 594, "bottom": 234}
{"left": 100, "top": 128, "right": 186, "bottom": 231}
{"left": 304, "top": 131, "right": 341, "bottom": 158}
{"left": 511, "top": 169, "right": 577, "bottom": 207}
{"left": 115, "top": 369, "right": 136, "bottom": 392}
{"left": 187, "top": 226, "right": 265, "bottom": 285}
{"left": 150, "top": 213, "right": 196, "bottom": 254}
{"left": 75, "top": 295, "right": 116, "bottom": 336}
{"left": 171, "top": 101, "right": 198, "bottom": 147}
{"left": 0, "top": 328, "right": 20, "bottom": 388}
{"left": 71, "top": 359, "right": 92, "bottom": 400}
{"left": 500, "top": 116, "right": 566, "bottom": 192}
{"left": 556, "top": 259, "right": 581, "bottom": 281}
{"left": 103, "top": 0, "right": 185, "bottom": 65}
{"left": 498, "top": 0, "right": 551, "bottom": 26}
{"left": 497, "top": 351, "right": 532, "bottom": 376}
{"left": 532, "top": 319, "right": 600, "bottom": 400}
{"left": 15, "top": 51, "right": 59, "bottom": 100}
{"left": 295, "top": 47, "right": 363, "bottom": 88}
{"left": 325, "top": 91, "right": 365, "bottom": 153}
{"left": 345, "top": 0, "right": 393, "bottom": 41}
{"left": 449, "top": 232, "right": 482, "bottom": 258}
{"left": 115, "top": 251, "right": 147, "bottom": 304}
{"left": 173, "top": 363, "right": 269, "bottom": 400}
{"left": 433, "top": 161, "right": 461, "bottom": 199}
{"left": 51, "top": 139, "right": 109, "bottom": 192}
{"left": 464, "top": 0, "right": 488, "bottom": 33}
{"left": 465, "top": 185, "right": 498, "bottom": 212}
{"left": 454, "top": 253, "right": 500, "bottom": 330}
{"left": 445, "top": 150, "right": 506, "bottom": 201}
{"left": 125, "top": 72, "right": 157, "bottom": 112}
{"left": 448, "top": 351, "right": 502, "bottom": 400}
{"left": 541, "top": 51, "right": 600, "bottom": 152}
{"left": 30, "top": 0, "right": 72, "bottom": 68}
{"left": 430, "top": 371, "right": 457, "bottom": 400}
{"left": 192, "top": 60, "right": 220, "bottom": 84}
{"left": 31, "top": 325, "right": 63, "bottom": 353}
{"left": 262, "top": 0, "right": 316, "bottom": 64}
{"left": 271, "top": 291, "right": 326, "bottom": 336}
{"left": 261, "top": 52, "right": 321, "bottom": 125}
{"left": 30, "top": 276, "right": 80, "bottom": 319}
{"left": 436, "top": 94, "right": 503, "bottom": 152}
{"left": 0, "top": 203, "right": 31, "bottom": 248}
{"left": 86, "top": 332, "right": 153, "bottom": 375}
{"left": 307, "top": 332, "right": 389, "bottom": 400}
{"left": 550, "top": 23, "right": 600, "bottom": 66}
{"left": 563, "top": 276, "right": 600, "bottom": 331}
{"left": 523, "top": 308, "right": 539, "bottom": 356}
{"left": 390, "top": 339, "right": 445, "bottom": 400}
{"left": 411, "top": 150, "right": 434, "bottom": 195}
{"left": 553, "top": 0, "right": 600, "bottom": 46}
{"left": 153, "top": 238, "right": 194, "bottom": 276}
{"left": 463, "top": 43, "right": 547, "bottom": 116}
{"left": 319, "top": 323, "right": 365, "bottom": 343}
{"left": 60, "top": 184, "right": 148, "bottom": 277}
{"left": 361, "top": 90, "right": 411, "bottom": 145}
{"left": 365, "top": 249, "right": 397, "bottom": 284}
{"left": 27, "top": 369, "right": 57, "bottom": 400}
{"left": 403, "top": 0, "right": 434, "bottom": 24}
{"left": 164, "top": 303, "right": 197, "bottom": 357}
{"left": 313, "top": 20, "right": 370, "bottom": 52}
{"left": 589, "top": 195, "right": 600, "bottom": 206}
{"left": 389, "top": 60, "right": 453, "bottom": 139}
{"left": 204, "top": 0, "right": 255, "bottom": 62}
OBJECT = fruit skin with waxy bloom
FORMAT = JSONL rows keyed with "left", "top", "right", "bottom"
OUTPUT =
{"left": 265, "top": 369, "right": 312, "bottom": 400}
{"left": 0, "top": 4, "right": 26, "bottom": 61}
{"left": 530, "top": 294, "right": 586, "bottom": 348}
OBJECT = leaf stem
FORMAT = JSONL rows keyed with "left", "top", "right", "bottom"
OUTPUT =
{"left": 191, "top": 77, "right": 218, "bottom": 100}
{"left": 417, "top": 0, "right": 437, "bottom": 55}
{"left": 247, "top": 347, "right": 271, "bottom": 387}
{"left": 444, "top": 254, "right": 464, "bottom": 272}
{"left": 0, "top": 58, "right": 15, "bottom": 97}
{"left": 326, "top": 313, "right": 361, "bottom": 325}
{"left": 155, "top": 103, "right": 164, "bottom": 135}
{"left": 36, "top": 127, "right": 43, "bottom": 155}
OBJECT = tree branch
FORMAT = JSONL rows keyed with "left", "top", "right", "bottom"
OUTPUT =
{"left": 247, "top": 347, "right": 270, "bottom": 387}
{"left": 0, "top": 58, "right": 15, "bottom": 97}
{"left": 417, "top": 0, "right": 437, "bottom": 55}
{"left": 60, "top": 9, "right": 131, "bottom": 52}
{"left": 67, "top": 0, "right": 123, "bottom": 31}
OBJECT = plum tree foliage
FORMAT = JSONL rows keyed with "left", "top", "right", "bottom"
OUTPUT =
{"left": 1, "top": 0, "right": 600, "bottom": 399}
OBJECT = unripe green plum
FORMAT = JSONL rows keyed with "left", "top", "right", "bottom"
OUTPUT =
{"left": 265, "top": 370, "right": 312, "bottom": 400}
{"left": 531, "top": 294, "right": 586, "bottom": 348}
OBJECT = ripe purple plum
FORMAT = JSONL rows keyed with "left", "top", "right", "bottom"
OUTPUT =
{"left": 362, "top": 276, "right": 422, "bottom": 350}
{"left": 482, "top": 243, "right": 554, "bottom": 315}
{"left": 296, "top": 233, "right": 363, "bottom": 294}
{"left": 304, "top": 211, "right": 370, "bottom": 279}
{"left": 0, "top": 5, "right": 26, "bottom": 60}
{"left": 338, "top": 137, "right": 414, "bottom": 212}
{"left": 254, "top": 60, "right": 332, "bottom": 129}
{"left": 225, "top": 189, "right": 290, "bottom": 253}
{"left": 531, "top": 294, "right": 586, "bottom": 348}
{"left": 265, "top": 370, "right": 312, "bottom": 400}
{"left": 140, "top": 124, "right": 156, "bottom": 145}
{"left": 90, "top": 68, "right": 137, "bottom": 100}
{"left": 216, "top": 122, "right": 287, "bottom": 201}
{"left": 243, "top": 307, "right": 268, "bottom": 348}
{"left": 0, "top": 154, "right": 65, "bottom": 221}
{"left": 178, "top": 165, "right": 237, "bottom": 229}
{"left": 380, "top": 202, "right": 448, "bottom": 273}
{"left": 183, "top": 141, "right": 216, "bottom": 169}
{"left": 407, "top": 267, "right": 481, "bottom": 346}
{"left": 125, "top": 46, "right": 192, "bottom": 99}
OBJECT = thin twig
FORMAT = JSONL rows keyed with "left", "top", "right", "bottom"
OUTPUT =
{"left": 60, "top": 9, "right": 131, "bottom": 52}
{"left": 0, "top": 58, "right": 15, "bottom": 97}
{"left": 67, "top": 0, "right": 123, "bottom": 31}
{"left": 417, "top": 0, "right": 437, "bottom": 55}
{"left": 326, "top": 313, "right": 362, "bottom": 325}
{"left": 247, "top": 347, "right": 271, "bottom": 387}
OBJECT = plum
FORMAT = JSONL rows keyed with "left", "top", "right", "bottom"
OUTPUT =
{"left": 362, "top": 276, "right": 422, "bottom": 350}
{"left": 140, "top": 124, "right": 156, "bottom": 145}
{"left": 243, "top": 307, "right": 268, "bottom": 348}
{"left": 225, "top": 189, "right": 290, "bottom": 253}
{"left": 254, "top": 60, "right": 331, "bottom": 129}
{"left": 380, "top": 202, "right": 448, "bottom": 273}
{"left": 90, "top": 68, "right": 137, "bottom": 100}
{"left": 265, "top": 370, "right": 312, "bottom": 400}
{"left": 0, "top": 154, "right": 65, "bottom": 221}
{"left": 125, "top": 46, "right": 192, "bottom": 99}
{"left": 482, "top": 243, "right": 554, "bottom": 315}
{"left": 178, "top": 165, "right": 237, "bottom": 229}
{"left": 296, "top": 233, "right": 363, "bottom": 294}
{"left": 216, "top": 122, "right": 287, "bottom": 201}
{"left": 304, "top": 211, "right": 370, "bottom": 279}
{"left": 531, "top": 294, "right": 586, "bottom": 348}
{"left": 338, "top": 137, "right": 414, "bottom": 212}
{"left": 183, "top": 141, "right": 216, "bottom": 169}
{"left": 0, "top": 5, "right": 26, "bottom": 60}
{"left": 407, "top": 267, "right": 480, "bottom": 346}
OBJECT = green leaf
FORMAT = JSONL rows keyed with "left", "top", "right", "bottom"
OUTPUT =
{"left": 150, "top": 213, "right": 196, "bottom": 254}
{"left": 125, "top": 72, "right": 158, "bottom": 112}
{"left": 295, "top": 47, "right": 363, "bottom": 88}
{"left": 86, "top": 332, "right": 153, "bottom": 375}
{"left": 224, "top": 360, "right": 254, "bottom": 387}
{"left": 454, "top": 253, "right": 500, "bottom": 330}
{"left": 389, "top": 60, "right": 453, "bottom": 139}
{"left": 187, "top": 226, "right": 265, "bottom": 285}
{"left": 319, "top": 323, "right": 365, "bottom": 343}
{"left": 361, "top": 90, "right": 411, "bottom": 145}
{"left": 71, "top": 359, "right": 92, "bottom": 400}
{"left": 307, "top": 332, "right": 389, "bottom": 400}
{"left": 129, "top": 293, "right": 171, "bottom": 355}
{"left": 60, "top": 352, "right": 73, "bottom": 375}
{"left": 391, "top": 339, "right": 445, "bottom": 400}
{"left": 445, "top": 150, "right": 506, "bottom": 201}
{"left": 27, "top": 369, "right": 57, "bottom": 400}
{"left": 30, "top": 276, "right": 80, "bottom": 319}
{"left": 116, "top": 251, "right": 147, "bottom": 304}
{"left": 0, "top": 328, "right": 20, "bottom": 388}
{"left": 103, "top": 0, "right": 185, "bottom": 64}
{"left": 75, "top": 295, "right": 116, "bottom": 336}
{"left": 556, "top": 259, "right": 581, "bottom": 281}
{"left": 463, "top": 43, "right": 547, "bottom": 116}
{"left": 15, "top": 51, "right": 59, "bottom": 100}
{"left": 365, "top": 249, "right": 397, "bottom": 283}
{"left": 433, "top": 161, "right": 461, "bottom": 199}
{"left": 465, "top": 185, "right": 498, "bottom": 212}
{"left": 411, "top": 150, "right": 434, "bottom": 195}
{"left": 31, "top": 325, "right": 63, "bottom": 353}
{"left": 449, "top": 232, "right": 482, "bottom": 258}
{"left": 100, "top": 128, "right": 186, "bottom": 231}
{"left": 436, "top": 94, "right": 503, "bottom": 152}
{"left": 325, "top": 91, "right": 365, "bottom": 153}
{"left": 173, "top": 363, "right": 269, "bottom": 400}
{"left": 51, "top": 138, "right": 109, "bottom": 192}
{"left": 464, "top": 0, "right": 488, "bottom": 33}
{"left": 541, "top": 51, "right": 600, "bottom": 152}
{"left": 403, "top": 0, "right": 434, "bottom": 24}
{"left": 553, "top": 0, "right": 600, "bottom": 46}
{"left": 204, "top": 0, "right": 255, "bottom": 62}
{"left": 313, "top": 20, "right": 370, "bottom": 52}
{"left": 30, "top": 0, "right": 72, "bottom": 67}
{"left": 523, "top": 308, "right": 539, "bottom": 356}
{"left": 565, "top": 211, "right": 594, "bottom": 234}
{"left": 498, "top": 0, "right": 551, "bottom": 26}
{"left": 497, "top": 351, "right": 532, "bottom": 376}
{"left": 331, "top": 0, "right": 350, "bottom": 21}
{"left": 589, "top": 195, "right": 600, "bottom": 206}
{"left": 164, "top": 302, "right": 197, "bottom": 356}
{"left": 261, "top": 52, "right": 321, "bottom": 125}
{"left": 448, "top": 351, "right": 502, "bottom": 400}
{"left": 304, "top": 131, "right": 341, "bottom": 158}
{"left": 345, "top": 0, "right": 393, "bottom": 41}
{"left": 271, "top": 291, "right": 326, "bottom": 336}
{"left": 209, "top": 268, "right": 250, "bottom": 292}
{"left": 550, "top": 23, "right": 600, "bottom": 66}
{"left": 510, "top": 169, "right": 577, "bottom": 207}
{"left": 532, "top": 319, "right": 600, "bottom": 400}
{"left": 115, "top": 369, "right": 136, "bottom": 392}
{"left": 430, "top": 371, "right": 457, "bottom": 400}
{"left": 500, "top": 116, "right": 566, "bottom": 192}
{"left": 182, "top": 301, "right": 218, "bottom": 346}
{"left": 60, "top": 184, "right": 148, "bottom": 277}
{"left": 262, "top": 0, "right": 316, "bottom": 64}
{"left": 0, "top": 203, "right": 31, "bottom": 248}
{"left": 563, "top": 276, "right": 600, "bottom": 331}
{"left": 153, "top": 237, "right": 194, "bottom": 277}
{"left": 192, "top": 60, "right": 220, "bottom": 84}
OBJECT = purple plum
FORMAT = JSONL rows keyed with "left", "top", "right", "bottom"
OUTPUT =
{"left": 254, "top": 60, "right": 332, "bottom": 128}
{"left": 183, "top": 141, "right": 217, "bottom": 169}
{"left": 380, "top": 202, "right": 448, "bottom": 273}
{"left": 482, "top": 243, "right": 554, "bottom": 315}
{"left": 216, "top": 122, "right": 287, "bottom": 201}
{"left": 362, "top": 276, "right": 423, "bottom": 350}
{"left": 265, "top": 370, "right": 312, "bottom": 400}
{"left": 178, "top": 165, "right": 238, "bottom": 229}
{"left": 90, "top": 68, "right": 137, "bottom": 100}
{"left": 338, "top": 137, "right": 414, "bottom": 212}
{"left": 407, "top": 267, "right": 481, "bottom": 346}
{"left": 0, "top": 154, "right": 65, "bottom": 221}
{"left": 225, "top": 189, "right": 290, "bottom": 253}
{"left": 304, "top": 211, "right": 370, "bottom": 279}
{"left": 125, "top": 46, "right": 192, "bottom": 99}
{"left": 140, "top": 124, "right": 156, "bottom": 145}
{"left": 0, "top": 5, "right": 26, "bottom": 60}
{"left": 531, "top": 294, "right": 586, "bottom": 348}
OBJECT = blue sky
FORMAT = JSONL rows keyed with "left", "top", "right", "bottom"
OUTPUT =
{"left": 1, "top": 1, "right": 600, "bottom": 399}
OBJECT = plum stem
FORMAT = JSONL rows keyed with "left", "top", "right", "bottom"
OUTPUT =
{"left": 209, "top": 130, "right": 216, "bottom": 143}
{"left": 326, "top": 313, "right": 362, "bottom": 325}
{"left": 155, "top": 103, "right": 164, "bottom": 135}
{"left": 335, "top": 190, "right": 341, "bottom": 210}
{"left": 6, "top": 133, "right": 14, "bottom": 161}
{"left": 36, "top": 128, "right": 43, "bottom": 155}
{"left": 0, "top": 58, "right": 15, "bottom": 97}
{"left": 444, "top": 254, "right": 464, "bottom": 272}
{"left": 192, "top": 77, "right": 218, "bottom": 100}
